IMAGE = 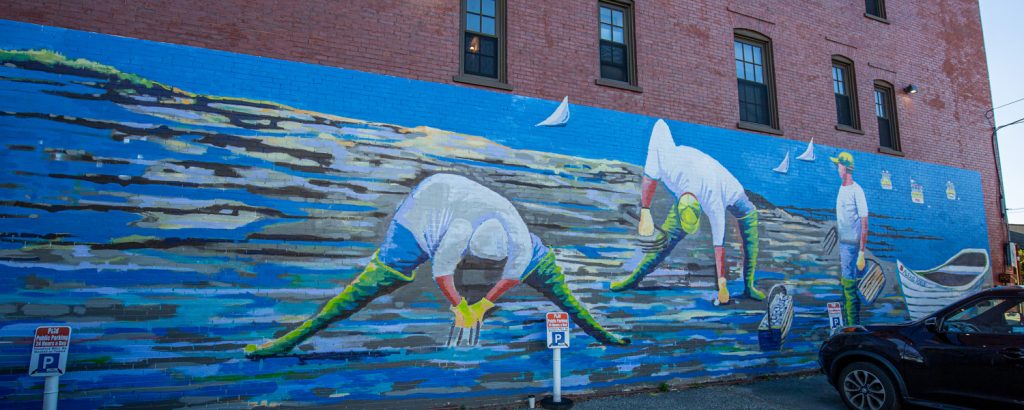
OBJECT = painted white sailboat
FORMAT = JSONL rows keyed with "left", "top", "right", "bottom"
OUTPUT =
{"left": 535, "top": 96, "right": 570, "bottom": 127}
{"left": 896, "top": 249, "right": 990, "bottom": 320}
{"left": 796, "top": 138, "right": 815, "bottom": 161}
{"left": 772, "top": 151, "right": 790, "bottom": 174}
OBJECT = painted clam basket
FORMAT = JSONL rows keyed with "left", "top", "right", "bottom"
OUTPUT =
{"left": 757, "top": 284, "right": 795, "bottom": 351}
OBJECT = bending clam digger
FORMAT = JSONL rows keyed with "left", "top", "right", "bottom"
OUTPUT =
{"left": 245, "top": 173, "right": 629, "bottom": 357}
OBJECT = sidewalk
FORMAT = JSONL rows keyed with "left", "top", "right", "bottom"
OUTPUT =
{"left": 567, "top": 374, "right": 845, "bottom": 410}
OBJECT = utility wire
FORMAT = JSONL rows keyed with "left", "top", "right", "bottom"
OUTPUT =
{"left": 997, "top": 116, "right": 1024, "bottom": 131}
{"left": 993, "top": 96, "right": 1024, "bottom": 111}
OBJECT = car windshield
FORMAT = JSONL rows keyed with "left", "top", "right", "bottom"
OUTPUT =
{"left": 942, "top": 297, "right": 1024, "bottom": 335}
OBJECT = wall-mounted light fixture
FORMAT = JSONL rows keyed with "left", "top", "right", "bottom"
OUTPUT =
{"left": 904, "top": 84, "right": 918, "bottom": 94}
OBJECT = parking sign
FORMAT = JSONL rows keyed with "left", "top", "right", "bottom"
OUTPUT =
{"left": 826, "top": 302, "right": 845, "bottom": 333}
{"left": 29, "top": 326, "right": 71, "bottom": 376}
{"left": 545, "top": 312, "right": 570, "bottom": 348}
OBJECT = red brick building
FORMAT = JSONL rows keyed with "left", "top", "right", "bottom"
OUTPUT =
{"left": 0, "top": 1, "right": 1007, "bottom": 408}
{"left": 1, "top": 0, "right": 1004, "bottom": 271}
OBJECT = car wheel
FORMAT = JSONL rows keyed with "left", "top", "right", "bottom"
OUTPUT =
{"left": 838, "top": 362, "right": 901, "bottom": 410}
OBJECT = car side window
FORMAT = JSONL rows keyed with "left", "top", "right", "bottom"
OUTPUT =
{"left": 942, "top": 298, "right": 1023, "bottom": 335}
{"left": 1006, "top": 302, "right": 1024, "bottom": 334}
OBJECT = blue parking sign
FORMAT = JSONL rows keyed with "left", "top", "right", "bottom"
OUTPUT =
{"left": 32, "top": 353, "right": 62, "bottom": 375}
{"left": 548, "top": 331, "right": 567, "bottom": 348}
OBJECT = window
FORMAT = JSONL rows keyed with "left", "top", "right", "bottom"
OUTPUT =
{"left": 734, "top": 30, "right": 779, "bottom": 131}
{"left": 865, "top": 0, "right": 887, "bottom": 20}
{"left": 456, "top": 0, "right": 509, "bottom": 89}
{"left": 874, "top": 81, "right": 900, "bottom": 151}
{"left": 598, "top": 1, "right": 636, "bottom": 86}
{"left": 943, "top": 298, "right": 1024, "bottom": 335}
{"left": 832, "top": 56, "right": 860, "bottom": 130}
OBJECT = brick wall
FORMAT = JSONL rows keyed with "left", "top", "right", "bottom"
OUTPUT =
{"left": 0, "top": 11, "right": 1000, "bottom": 407}
{"left": 0, "top": 0, "right": 1003, "bottom": 272}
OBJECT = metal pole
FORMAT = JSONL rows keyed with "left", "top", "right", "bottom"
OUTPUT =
{"left": 553, "top": 347, "right": 561, "bottom": 403}
{"left": 43, "top": 376, "right": 58, "bottom": 410}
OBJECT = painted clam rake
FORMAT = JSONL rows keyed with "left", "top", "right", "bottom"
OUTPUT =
{"left": 896, "top": 248, "right": 990, "bottom": 321}
{"left": 822, "top": 227, "right": 887, "bottom": 305}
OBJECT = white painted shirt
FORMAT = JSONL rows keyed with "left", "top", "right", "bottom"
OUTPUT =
{"left": 835, "top": 182, "right": 868, "bottom": 244}
{"left": 393, "top": 174, "right": 532, "bottom": 280}
{"left": 643, "top": 120, "right": 747, "bottom": 246}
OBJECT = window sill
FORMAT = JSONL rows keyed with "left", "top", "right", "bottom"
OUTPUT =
{"left": 453, "top": 74, "right": 513, "bottom": 91}
{"left": 877, "top": 146, "right": 904, "bottom": 157}
{"left": 736, "top": 121, "right": 783, "bottom": 136}
{"left": 836, "top": 124, "right": 865, "bottom": 135}
{"left": 595, "top": 78, "right": 643, "bottom": 93}
{"left": 864, "top": 13, "right": 890, "bottom": 24}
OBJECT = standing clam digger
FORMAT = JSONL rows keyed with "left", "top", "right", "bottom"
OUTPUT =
{"left": 611, "top": 120, "right": 764, "bottom": 305}
{"left": 245, "top": 174, "right": 628, "bottom": 357}
{"left": 831, "top": 152, "right": 869, "bottom": 325}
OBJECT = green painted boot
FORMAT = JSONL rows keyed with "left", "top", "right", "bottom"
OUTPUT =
{"left": 611, "top": 200, "right": 691, "bottom": 292}
{"left": 841, "top": 277, "right": 861, "bottom": 326}
{"left": 610, "top": 243, "right": 669, "bottom": 292}
{"left": 245, "top": 252, "right": 415, "bottom": 358}
{"left": 524, "top": 250, "right": 631, "bottom": 346}
{"left": 737, "top": 211, "right": 765, "bottom": 301}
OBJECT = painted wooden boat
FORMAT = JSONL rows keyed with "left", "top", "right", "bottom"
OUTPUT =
{"left": 758, "top": 284, "right": 794, "bottom": 351}
{"left": 897, "top": 249, "right": 990, "bottom": 320}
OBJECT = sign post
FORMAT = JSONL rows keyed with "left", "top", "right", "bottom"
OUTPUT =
{"left": 29, "top": 326, "right": 71, "bottom": 410}
{"left": 541, "top": 312, "right": 573, "bottom": 409}
{"left": 827, "top": 302, "right": 845, "bottom": 334}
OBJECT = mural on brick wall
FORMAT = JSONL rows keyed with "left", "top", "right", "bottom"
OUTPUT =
{"left": 0, "top": 21, "right": 991, "bottom": 408}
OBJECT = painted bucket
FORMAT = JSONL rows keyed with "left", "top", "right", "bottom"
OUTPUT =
{"left": 758, "top": 284, "right": 794, "bottom": 351}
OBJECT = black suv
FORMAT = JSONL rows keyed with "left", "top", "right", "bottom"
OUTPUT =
{"left": 819, "top": 286, "right": 1024, "bottom": 410}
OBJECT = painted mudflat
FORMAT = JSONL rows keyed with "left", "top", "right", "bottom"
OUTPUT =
{"left": 0, "top": 21, "right": 990, "bottom": 409}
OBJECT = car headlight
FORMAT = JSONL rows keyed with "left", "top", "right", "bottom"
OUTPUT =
{"left": 829, "top": 325, "right": 868, "bottom": 338}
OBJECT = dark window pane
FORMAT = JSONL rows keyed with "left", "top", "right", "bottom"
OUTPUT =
{"left": 836, "top": 95, "right": 852, "bottom": 126}
{"left": 866, "top": 0, "right": 882, "bottom": 17}
{"left": 878, "top": 117, "right": 893, "bottom": 148}
{"left": 600, "top": 41, "right": 629, "bottom": 82}
{"left": 738, "top": 79, "right": 769, "bottom": 125}
{"left": 465, "top": 34, "right": 498, "bottom": 78}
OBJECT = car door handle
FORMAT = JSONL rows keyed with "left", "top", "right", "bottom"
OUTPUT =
{"left": 1001, "top": 347, "right": 1024, "bottom": 360}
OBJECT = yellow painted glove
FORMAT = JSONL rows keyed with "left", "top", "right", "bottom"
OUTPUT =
{"left": 468, "top": 298, "right": 495, "bottom": 324}
{"left": 856, "top": 250, "right": 866, "bottom": 271}
{"left": 638, "top": 208, "right": 655, "bottom": 237}
{"left": 450, "top": 298, "right": 476, "bottom": 329}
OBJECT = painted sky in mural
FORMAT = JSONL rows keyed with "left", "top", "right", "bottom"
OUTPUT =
{"left": 0, "top": 19, "right": 990, "bottom": 409}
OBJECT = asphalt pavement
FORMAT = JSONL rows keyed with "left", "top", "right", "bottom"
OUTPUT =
{"left": 568, "top": 374, "right": 846, "bottom": 410}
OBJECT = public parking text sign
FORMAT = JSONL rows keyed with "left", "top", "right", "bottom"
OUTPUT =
{"left": 29, "top": 326, "right": 71, "bottom": 376}
{"left": 826, "top": 302, "right": 845, "bottom": 332}
{"left": 545, "top": 312, "right": 569, "bottom": 349}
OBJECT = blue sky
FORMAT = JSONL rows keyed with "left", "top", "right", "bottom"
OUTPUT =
{"left": 981, "top": 0, "right": 1024, "bottom": 225}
